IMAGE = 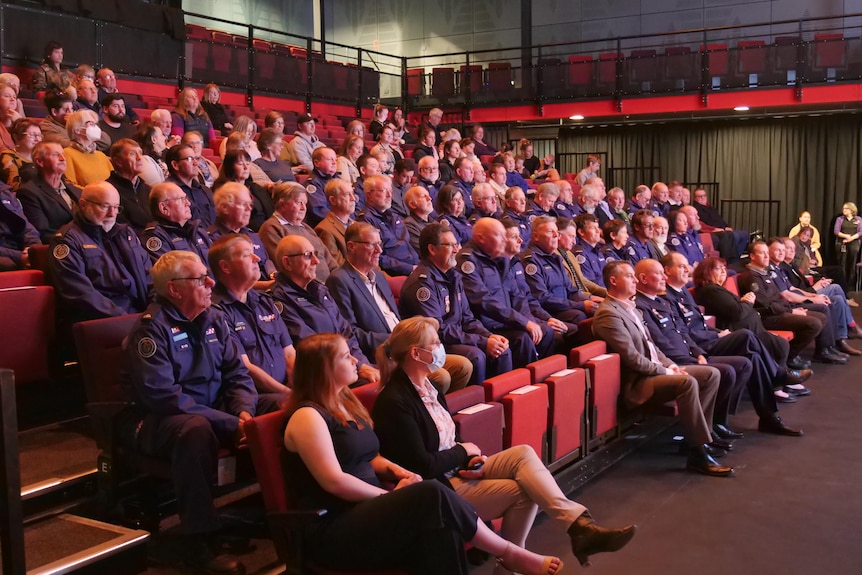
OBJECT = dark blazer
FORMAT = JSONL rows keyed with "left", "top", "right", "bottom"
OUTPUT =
{"left": 325, "top": 263, "right": 399, "bottom": 359}
{"left": 693, "top": 283, "right": 768, "bottom": 335}
{"left": 372, "top": 367, "right": 469, "bottom": 486}
{"left": 17, "top": 176, "right": 81, "bottom": 244}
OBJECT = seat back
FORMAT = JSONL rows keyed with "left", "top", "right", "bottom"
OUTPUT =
{"left": 484, "top": 368, "right": 548, "bottom": 457}
{"left": 570, "top": 341, "right": 620, "bottom": 440}
{"left": 459, "top": 65, "right": 483, "bottom": 96}
{"left": 386, "top": 275, "right": 407, "bottom": 306}
{"left": 488, "top": 62, "right": 512, "bottom": 91}
{"left": 723, "top": 274, "right": 739, "bottom": 296}
{"left": 630, "top": 49, "right": 658, "bottom": 83}
{"left": 352, "top": 382, "right": 380, "bottom": 413}
{"left": 447, "top": 386, "right": 504, "bottom": 457}
{"left": 699, "top": 232, "right": 718, "bottom": 257}
{"left": 73, "top": 314, "right": 143, "bottom": 403}
{"left": 528, "top": 355, "right": 586, "bottom": 465}
{"left": 813, "top": 33, "right": 845, "bottom": 68}
{"left": 432, "top": 67, "right": 455, "bottom": 98}
{"left": 246, "top": 409, "right": 291, "bottom": 513}
{"left": 737, "top": 40, "right": 767, "bottom": 73}
{"left": 567, "top": 55, "right": 593, "bottom": 86}
{"left": 0, "top": 269, "right": 44, "bottom": 288}
{"left": 0, "top": 286, "right": 55, "bottom": 385}
{"left": 28, "top": 244, "right": 50, "bottom": 274}
{"left": 703, "top": 43, "right": 729, "bottom": 76}
{"left": 598, "top": 52, "right": 620, "bottom": 84}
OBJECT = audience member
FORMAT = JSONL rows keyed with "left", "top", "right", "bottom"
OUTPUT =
{"left": 435, "top": 184, "right": 473, "bottom": 245}
{"left": 370, "top": 124, "right": 399, "bottom": 175}
{"left": 692, "top": 188, "right": 748, "bottom": 259}
{"left": 390, "top": 158, "right": 413, "bottom": 219}
{"left": 667, "top": 208, "right": 705, "bottom": 267}
{"left": 439, "top": 139, "right": 461, "bottom": 183}
{"left": 0, "top": 73, "right": 25, "bottom": 118}
{"left": 17, "top": 141, "right": 80, "bottom": 243}
{"left": 1, "top": 118, "right": 41, "bottom": 190}
{"left": 601, "top": 219, "right": 629, "bottom": 261}
{"left": 287, "top": 113, "right": 325, "bottom": 172}
{"left": 352, "top": 153, "right": 381, "bottom": 212}
{"left": 106, "top": 138, "right": 152, "bottom": 233}
{"left": 503, "top": 152, "right": 530, "bottom": 192}
{"left": 573, "top": 213, "right": 608, "bottom": 288}
{"left": 557, "top": 217, "right": 606, "bottom": 298}
{"left": 470, "top": 124, "right": 496, "bottom": 157}
{"left": 142, "top": 182, "right": 212, "bottom": 265}
{"left": 575, "top": 154, "right": 601, "bottom": 187}
{"left": 357, "top": 174, "right": 418, "bottom": 276}
{"left": 200, "top": 84, "right": 233, "bottom": 136}
{"left": 39, "top": 91, "right": 75, "bottom": 147}
{"left": 0, "top": 85, "right": 20, "bottom": 150}
{"left": 413, "top": 126, "right": 439, "bottom": 162}
{"left": 165, "top": 143, "right": 216, "bottom": 229}
{"left": 135, "top": 123, "right": 168, "bottom": 186}
{"left": 219, "top": 116, "right": 261, "bottom": 160}
{"left": 305, "top": 146, "right": 339, "bottom": 227}
{"left": 469, "top": 182, "right": 502, "bottom": 223}
{"left": 0, "top": 181, "right": 39, "bottom": 271}
{"left": 416, "top": 155, "right": 442, "bottom": 203}
{"left": 626, "top": 209, "right": 660, "bottom": 264}
{"left": 95, "top": 67, "right": 139, "bottom": 123}
{"left": 607, "top": 187, "right": 631, "bottom": 226}
{"left": 403, "top": 185, "right": 435, "bottom": 253}
{"left": 213, "top": 149, "right": 271, "bottom": 231}
{"left": 171, "top": 88, "right": 216, "bottom": 146}
{"left": 98, "top": 93, "right": 137, "bottom": 145}
{"left": 31, "top": 41, "right": 74, "bottom": 95}
{"left": 63, "top": 109, "right": 112, "bottom": 187}
{"left": 314, "top": 178, "right": 355, "bottom": 266}
{"left": 182, "top": 131, "right": 218, "bottom": 188}
{"left": 336, "top": 133, "right": 363, "bottom": 185}
{"left": 254, "top": 128, "right": 296, "bottom": 183}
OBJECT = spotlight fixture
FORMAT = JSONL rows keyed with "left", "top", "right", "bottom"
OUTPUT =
{"left": 569, "top": 114, "right": 585, "bottom": 120}
{"left": 733, "top": 105, "right": 750, "bottom": 111}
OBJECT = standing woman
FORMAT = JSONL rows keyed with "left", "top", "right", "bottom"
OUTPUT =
{"left": 1, "top": 118, "right": 41, "bottom": 190}
{"left": 372, "top": 317, "right": 635, "bottom": 570}
{"left": 171, "top": 88, "right": 216, "bottom": 146}
{"left": 31, "top": 41, "right": 75, "bottom": 96}
{"left": 282, "top": 332, "right": 564, "bottom": 575}
{"left": 200, "top": 83, "right": 233, "bottom": 136}
{"left": 135, "top": 124, "right": 168, "bottom": 186}
{"left": 63, "top": 110, "right": 112, "bottom": 187}
{"left": 834, "top": 202, "right": 862, "bottom": 287}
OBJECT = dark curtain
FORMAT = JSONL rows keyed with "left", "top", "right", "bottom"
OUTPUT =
{"left": 559, "top": 115, "right": 862, "bottom": 263}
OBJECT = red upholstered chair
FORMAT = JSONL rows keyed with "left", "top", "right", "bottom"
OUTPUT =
{"left": 0, "top": 286, "right": 54, "bottom": 386}
{"left": 568, "top": 55, "right": 594, "bottom": 87}
{"left": 663, "top": 46, "right": 695, "bottom": 88}
{"left": 27, "top": 244, "right": 50, "bottom": 274}
{"left": 737, "top": 40, "right": 767, "bottom": 85}
{"left": 773, "top": 35, "right": 800, "bottom": 75}
{"left": 487, "top": 62, "right": 512, "bottom": 92}
{"left": 407, "top": 68, "right": 425, "bottom": 96}
{"left": 629, "top": 49, "right": 658, "bottom": 89}
{"left": 246, "top": 410, "right": 407, "bottom": 574}
{"left": 0, "top": 269, "right": 44, "bottom": 288}
{"left": 703, "top": 43, "right": 729, "bottom": 80}
{"left": 526, "top": 355, "right": 587, "bottom": 467}
{"left": 699, "top": 232, "right": 719, "bottom": 257}
{"left": 569, "top": 341, "right": 620, "bottom": 445}
{"left": 813, "top": 33, "right": 845, "bottom": 79}
{"left": 483, "top": 368, "right": 548, "bottom": 459}
{"left": 459, "top": 65, "right": 483, "bottom": 97}
{"left": 446, "top": 385, "right": 504, "bottom": 457}
{"left": 432, "top": 67, "right": 456, "bottom": 98}
{"left": 537, "top": 58, "right": 563, "bottom": 95}
{"left": 598, "top": 52, "right": 620, "bottom": 85}
{"left": 352, "top": 382, "right": 380, "bottom": 413}
{"left": 386, "top": 276, "right": 407, "bottom": 306}
{"left": 723, "top": 274, "right": 739, "bottom": 296}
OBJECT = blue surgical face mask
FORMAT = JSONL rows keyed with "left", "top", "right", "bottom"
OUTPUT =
{"left": 419, "top": 344, "right": 446, "bottom": 372}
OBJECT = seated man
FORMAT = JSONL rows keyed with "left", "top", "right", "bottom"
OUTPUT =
{"left": 122, "top": 250, "right": 276, "bottom": 575}
{"left": 50, "top": 181, "right": 151, "bottom": 325}
{"left": 17, "top": 141, "right": 81, "bottom": 244}
{"left": 166, "top": 143, "right": 216, "bottom": 229}
{"left": 457, "top": 218, "right": 556, "bottom": 368}
{"left": 416, "top": 155, "right": 442, "bottom": 204}
{"left": 258, "top": 182, "right": 337, "bottom": 284}
{"left": 575, "top": 154, "right": 600, "bottom": 186}
{"left": 210, "top": 234, "right": 294, "bottom": 396}
{"left": 572, "top": 213, "right": 610, "bottom": 291}
{"left": 403, "top": 185, "right": 435, "bottom": 254}
{"left": 106, "top": 138, "right": 152, "bottom": 233}
{"left": 0, "top": 181, "right": 40, "bottom": 270}
{"left": 607, "top": 187, "right": 632, "bottom": 226}
{"left": 739, "top": 241, "right": 845, "bottom": 365}
{"left": 520, "top": 216, "right": 591, "bottom": 325}
{"left": 400, "top": 222, "right": 513, "bottom": 385}
{"left": 557, "top": 217, "right": 607, "bottom": 299}
{"left": 98, "top": 93, "right": 136, "bottom": 145}
{"left": 527, "top": 181, "right": 560, "bottom": 219}
{"left": 692, "top": 187, "right": 748, "bottom": 259}
{"left": 326, "top": 222, "right": 472, "bottom": 393}
{"left": 662, "top": 252, "right": 806, "bottom": 433}
{"left": 468, "top": 182, "right": 502, "bottom": 223}
{"left": 650, "top": 181, "right": 671, "bottom": 218}
{"left": 634, "top": 258, "right": 750, "bottom": 452}
{"left": 142, "top": 182, "right": 212, "bottom": 265}
{"left": 592, "top": 260, "right": 731, "bottom": 477}
{"left": 626, "top": 209, "right": 660, "bottom": 264}
{"left": 356, "top": 174, "right": 419, "bottom": 276}
{"left": 447, "top": 157, "right": 476, "bottom": 216}
{"left": 769, "top": 236, "right": 861, "bottom": 356}
{"left": 487, "top": 163, "right": 509, "bottom": 205}
{"left": 552, "top": 179, "right": 577, "bottom": 219}
{"left": 389, "top": 158, "right": 413, "bottom": 219}
{"left": 650, "top": 216, "right": 671, "bottom": 260}
{"left": 626, "top": 184, "right": 655, "bottom": 218}
{"left": 352, "top": 154, "right": 380, "bottom": 213}
{"left": 208, "top": 182, "right": 275, "bottom": 288}
{"left": 270, "top": 234, "right": 379, "bottom": 386}
{"left": 573, "top": 184, "right": 610, "bottom": 228}
{"left": 667, "top": 208, "right": 705, "bottom": 267}
{"left": 503, "top": 185, "right": 532, "bottom": 244}
{"left": 304, "top": 146, "right": 338, "bottom": 227}
{"left": 314, "top": 178, "right": 355, "bottom": 266}
{"left": 151, "top": 109, "right": 181, "bottom": 148}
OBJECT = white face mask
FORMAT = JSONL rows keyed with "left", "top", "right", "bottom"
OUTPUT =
{"left": 419, "top": 344, "right": 446, "bottom": 372}
{"left": 85, "top": 125, "right": 102, "bottom": 141}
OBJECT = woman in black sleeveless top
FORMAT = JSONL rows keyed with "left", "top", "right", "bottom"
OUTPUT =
{"left": 282, "top": 333, "right": 562, "bottom": 575}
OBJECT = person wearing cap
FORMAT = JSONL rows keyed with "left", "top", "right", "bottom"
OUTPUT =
{"left": 287, "top": 113, "right": 325, "bottom": 172}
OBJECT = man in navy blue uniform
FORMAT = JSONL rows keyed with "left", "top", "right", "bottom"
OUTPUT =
{"left": 210, "top": 234, "right": 294, "bottom": 397}
{"left": 520, "top": 215, "right": 592, "bottom": 325}
{"left": 573, "top": 184, "right": 610, "bottom": 229}
{"left": 356, "top": 174, "right": 418, "bottom": 277}
{"left": 527, "top": 182, "right": 559, "bottom": 219}
{"left": 633, "top": 258, "right": 751, "bottom": 453}
{"left": 661, "top": 252, "right": 805, "bottom": 436}
{"left": 626, "top": 209, "right": 660, "bottom": 264}
{"left": 166, "top": 143, "right": 216, "bottom": 229}
{"left": 448, "top": 157, "right": 476, "bottom": 216}
{"left": 553, "top": 179, "right": 577, "bottom": 219}
{"left": 503, "top": 186, "right": 532, "bottom": 245}
{"left": 651, "top": 182, "right": 671, "bottom": 218}
{"left": 467, "top": 183, "right": 502, "bottom": 224}
{"left": 208, "top": 182, "right": 275, "bottom": 288}
{"left": 400, "top": 222, "right": 512, "bottom": 385}
{"left": 626, "top": 185, "right": 656, "bottom": 218}
{"left": 142, "top": 182, "right": 212, "bottom": 266}
{"left": 574, "top": 213, "right": 608, "bottom": 287}
{"left": 122, "top": 250, "right": 277, "bottom": 575}
{"left": 270, "top": 234, "right": 380, "bottom": 385}
{"left": 49, "top": 181, "right": 151, "bottom": 326}
{"left": 416, "top": 155, "right": 442, "bottom": 205}
{"left": 305, "top": 146, "right": 338, "bottom": 227}
{"left": 457, "top": 218, "right": 556, "bottom": 367}
{"left": 325, "top": 222, "right": 472, "bottom": 393}
{"left": 0, "top": 181, "right": 40, "bottom": 270}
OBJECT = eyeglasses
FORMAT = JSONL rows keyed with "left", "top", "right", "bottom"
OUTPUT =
{"left": 353, "top": 241, "right": 383, "bottom": 249}
{"left": 161, "top": 195, "right": 189, "bottom": 204}
{"left": 83, "top": 199, "right": 123, "bottom": 213}
{"left": 171, "top": 274, "right": 209, "bottom": 286}
{"left": 176, "top": 156, "right": 196, "bottom": 163}
{"left": 438, "top": 242, "right": 460, "bottom": 248}
{"left": 233, "top": 201, "right": 254, "bottom": 209}
{"left": 285, "top": 251, "right": 315, "bottom": 260}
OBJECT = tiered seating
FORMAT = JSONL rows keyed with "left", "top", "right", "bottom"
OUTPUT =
{"left": 446, "top": 385, "right": 504, "bottom": 457}
{"left": 570, "top": 341, "right": 622, "bottom": 448}
{"left": 483, "top": 368, "right": 548, "bottom": 459}
{"left": 0, "top": 286, "right": 55, "bottom": 386}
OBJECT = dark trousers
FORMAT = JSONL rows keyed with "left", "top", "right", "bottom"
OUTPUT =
{"left": 449, "top": 344, "right": 512, "bottom": 386}
{"left": 306, "top": 480, "right": 478, "bottom": 575}
{"left": 707, "top": 356, "right": 751, "bottom": 423}
{"left": 762, "top": 311, "right": 825, "bottom": 359}
{"left": 703, "top": 330, "right": 779, "bottom": 417}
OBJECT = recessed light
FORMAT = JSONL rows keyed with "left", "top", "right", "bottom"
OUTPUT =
{"left": 734, "top": 105, "right": 750, "bottom": 111}
{"left": 569, "top": 114, "right": 585, "bottom": 120}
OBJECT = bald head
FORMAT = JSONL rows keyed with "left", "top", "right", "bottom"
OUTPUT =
{"left": 80, "top": 181, "right": 121, "bottom": 230}
{"left": 680, "top": 205, "right": 701, "bottom": 231}
{"left": 634, "top": 258, "right": 665, "bottom": 296}
{"left": 472, "top": 217, "right": 507, "bottom": 258}
{"left": 275, "top": 235, "right": 318, "bottom": 287}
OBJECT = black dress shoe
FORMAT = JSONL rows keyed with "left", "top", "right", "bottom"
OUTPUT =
{"left": 758, "top": 415, "right": 804, "bottom": 437}
{"left": 785, "top": 368, "right": 813, "bottom": 384}
{"left": 814, "top": 349, "right": 848, "bottom": 364}
{"left": 686, "top": 446, "right": 734, "bottom": 477}
{"left": 783, "top": 384, "right": 811, "bottom": 396}
{"left": 774, "top": 391, "right": 798, "bottom": 403}
{"left": 184, "top": 535, "right": 246, "bottom": 575}
{"left": 709, "top": 438, "right": 734, "bottom": 451}
{"left": 679, "top": 443, "right": 727, "bottom": 457}
{"left": 836, "top": 339, "right": 862, "bottom": 356}
{"left": 787, "top": 356, "right": 811, "bottom": 370}
{"left": 568, "top": 512, "right": 637, "bottom": 566}
{"left": 829, "top": 346, "right": 850, "bottom": 359}
{"left": 714, "top": 424, "right": 744, "bottom": 440}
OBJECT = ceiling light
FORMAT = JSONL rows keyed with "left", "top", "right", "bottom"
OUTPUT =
{"left": 569, "top": 114, "right": 584, "bottom": 120}
{"left": 733, "top": 105, "right": 750, "bottom": 111}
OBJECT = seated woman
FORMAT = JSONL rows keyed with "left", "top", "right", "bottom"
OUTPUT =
{"left": 200, "top": 83, "right": 233, "bottom": 136}
{"left": 223, "top": 132, "right": 272, "bottom": 188}
{"left": 601, "top": 219, "right": 629, "bottom": 261}
{"left": 219, "top": 115, "right": 261, "bottom": 160}
{"left": 435, "top": 184, "right": 473, "bottom": 244}
{"left": 134, "top": 123, "right": 167, "bottom": 186}
{"left": 788, "top": 211, "right": 822, "bottom": 262}
{"left": 254, "top": 128, "right": 296, "bottom": 183}
{"left": 336, "top": 134, "right": 363, "bottom": 185}
{"left": 0, "top": 118, "right": 41, "bottom": 190}
{"left": 283, "top": 333, "right": 563, "bottom": 575}
{"left": 667, "top": 209, "right": 704, "bottom": 268}
{"left": 63, "top": 109, "right": 112, "bottom": 187}
{"left": 213, "top": 149, "right": 273, "bottom": 231}
{"left": 372, "top": 318, "right": 635, "bottom": 569}
{"left": 171, "top": 87, "right": 216, "bottom": 146}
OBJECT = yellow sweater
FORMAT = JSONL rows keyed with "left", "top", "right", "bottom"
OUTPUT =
{"left": 63, "top": 146, "right": 113, "bottom": 188}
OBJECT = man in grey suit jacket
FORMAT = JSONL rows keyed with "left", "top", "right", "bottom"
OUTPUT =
{"left": 592, "top": 260, "right": 733, "bottom": 477}
{"left": 325, "top": 222, "right": 472, "bottom": 393}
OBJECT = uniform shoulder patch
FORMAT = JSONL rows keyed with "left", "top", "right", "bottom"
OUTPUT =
{"left": 576, "top": 254, "right": 586, "bottom": 264}
{"left": 416, "top": 286, "right": 431, "bottom": 302}
{"left": 525, "top": 263, "right": 538, "bottom": 275}
{"left": 53, "top": 244, "right": 70, "bottom": 260}
{"left": 274, "top": 300, "right": 284, "bottom": 314}
{"left": 670, "top": 237, "right": 681, "bottom": 246}
{"left": 137, "top": 337, "right": 157, "bottom": 358}
{"left": 146, "top": 237, "right": 163, "bottom": 252}
{"left": 627, "top": 246, "right": 636, "bottom": 256}
{"left": 460, "top": 261, "right": 475, "bottom": 274}
{"left": 306, "top": 184, "right": 316, "bottom": 194}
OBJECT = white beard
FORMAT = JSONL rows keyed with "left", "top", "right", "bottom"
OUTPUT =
{"left": 655, "top": 233, "right": 668, "bottom": 244}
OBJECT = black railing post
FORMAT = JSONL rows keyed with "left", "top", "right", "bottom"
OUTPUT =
{"left": 536, "top": 45, "right": 544, "bottom": 114}
{"left": 305, "top": 37, "right": 313, "bottom": 113}
{"left": 0, "top": 4, "right": 5, "bottom": 69}
{"left": 247, "top": 24, "right": 254, "bottom": 108}
{"left": 795, "top": 19, "right": 805, "bottom": 101}
{"left": 0, "top": 370, "right": 25, "bottom": 575}
{"left": 465, "top": 52, "right": 473, "bottom": 109}
{"left": 614, "top": 37, "right": 623, "bottom": 112}
{"left": 700, "top": 28, "right": 709, "bottom": 105}
{"left": 401, "top": 56, "right": 408, "bottom": 113}
{"left": 356, "top": 49, "right": 364, "bottom": 117}
{"left": 95, "top": 20, "right": 103, "bottom": 70}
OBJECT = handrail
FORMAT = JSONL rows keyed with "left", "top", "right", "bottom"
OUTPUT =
{"left": 0, "top": 369, "right": 25, "bottom": 575}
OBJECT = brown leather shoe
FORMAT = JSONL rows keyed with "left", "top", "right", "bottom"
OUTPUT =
{"left": 847, "top": 324, "right": 862, "bottom": 339}
{"left": 836, "top": 339, "right": 862, "bottom": 356}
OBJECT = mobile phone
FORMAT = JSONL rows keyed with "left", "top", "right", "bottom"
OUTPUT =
{"left": 462, "top": 460, "right": 484, "bottom": 472}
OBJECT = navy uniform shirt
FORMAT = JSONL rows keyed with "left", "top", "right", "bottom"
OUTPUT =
{"left": 270, "top": 275, "right": 371, "bottom": 366}
{"left": 49, "top": 213, "right": 152, "bottom": 322}
{"left": 167, "top": 175, "right": 216, "bottom": 230}
{"left": 399, "top": 260, "right": 492, "bottom": 349}
{"left": 448, "top": 178, "right": 476, "bottom": 216}
{"left": 554, "top": 200, "right": 577, "bottom": 220}
{"left": 142, "top": 217, "right": 213, "bottom": 265}
{"left": 357, "top": 205, "right": 419, "bottom": 276}
{"left": 662, "top": 284, "right": 719, "bottom": 346}
{"left": 213, "top": 286, "right": 292, "bottom": 386}
{"left": 208, "top": 222, "right": 274, "bottom": 280}
{"left": 625, "top": 236, "right": 659, "bottom": 264}
{"left": 634, "top": 291, "right": 705, "bottom": 365}
{"left": 417, "top": 177, "right": 441, "bottom": 205}
{"left": 503, "top": 208, "right": 532, "bottom": 245}
{"left": 509, "top": 257, "right": 552, "bottom": 321}
{"left": 0, "top": 184, "right": 40, "bottom": 264}
{"left": 438, "top": 213, "right": 473, "bottom": 245}
{"left": 601, "top": 243, "right": 627, "bottom": 262}
{"left": 123, "top": 298, "right": 258, "bottom": 443}
{"left": 306, "top": 169, "right": 336, "bottom": 227}
{"left": 519, "top": 243, "right": 587, "bottom": 316}
{"left": 668, "top": 230, "right": 705, "bottom": 266}
{"left": 574, "top": 239, "right": 607, "bottom": 286}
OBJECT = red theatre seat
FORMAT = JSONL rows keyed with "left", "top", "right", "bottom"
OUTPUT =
{"left": 432, "top": 67, "right": 456, "bottom": 98}
{"left": 567, "top": 55, "right": 594, "bottom": 87}
{"left": 569, "top": 341, "right": 620, "bottom": 443}
{"left": 663, "top": 46, "right": 695, "bottom": 86}
{"left": 598, "top": 52, "right": 620, "bottom": 84}
{"left": 0, "top": 286, "right": 55, "bottom": 386}
{"left": 629, "top": 49, "right": 659, "bottom": 86}
{"left": 526, "top": 355, "right": 587, "bottom": 466}
{"left": 459, "top": 65, "right": 483, "bottom": 96}
{"left": 28, "top": 244, "right": 50, "bottom": 274}
{"left": 0, "top": 269, "right": 44, "bottom": 288}
{"left": 737, "top": 40, "right": 767, "bottom": 75}
{"left": 703, "top": 43, "right": 729, "bottom": 77}
{"left": 352, "top": 382, "right": 380, "bottom": 413}
{"left": 446, "top": 385, "right": 504, "bottom": 457}
{"left": 487, "top": 62, "right": 512, "bottom": 92}
{"left": 813, "top": 33, "right": 845, "bottom": 69}
{"left": 386, "top": 276, "right": 406, "bottom": 306}
{"left": 483, "top": 368, "right": 548, "bottom": 459}
{"left": 407, "top": 68, "right": 425, "bottom": 96}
